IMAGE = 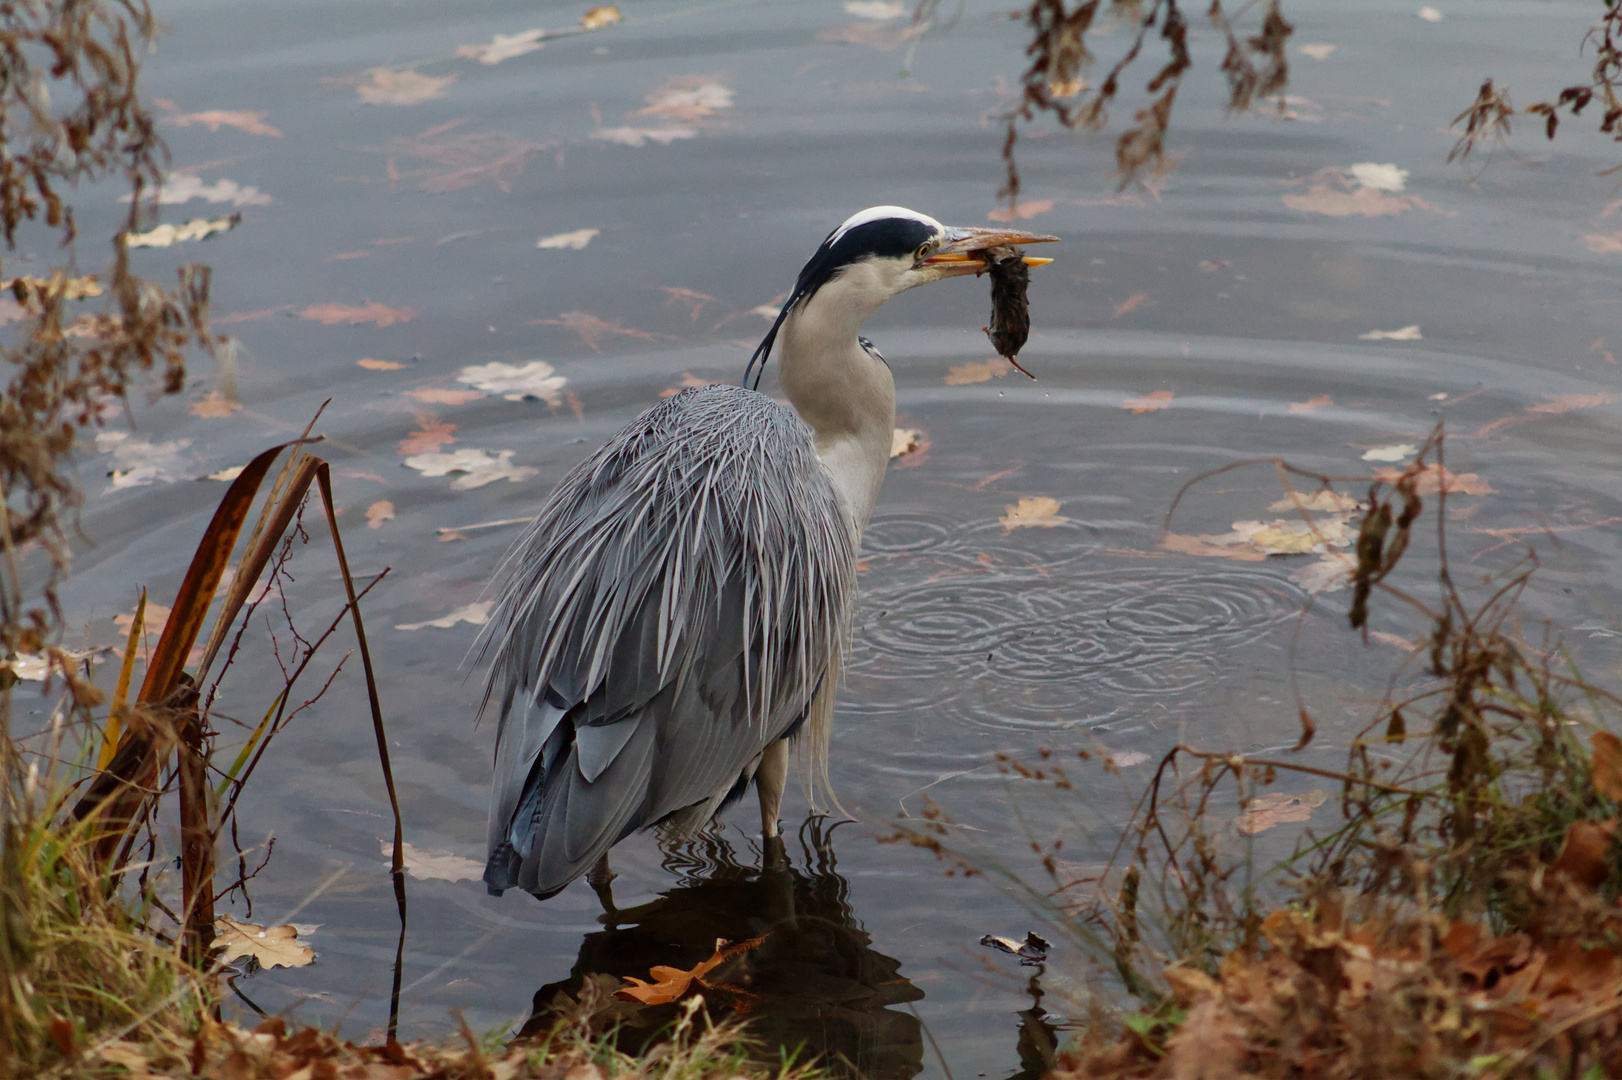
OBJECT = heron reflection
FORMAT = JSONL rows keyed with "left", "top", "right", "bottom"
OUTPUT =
{"left": 519, "top": 819, "right": 923, "bottom": 1080}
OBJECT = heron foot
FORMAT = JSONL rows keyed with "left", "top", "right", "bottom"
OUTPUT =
{"left": 587, "top": 854, "right": 620, "bottom": 928}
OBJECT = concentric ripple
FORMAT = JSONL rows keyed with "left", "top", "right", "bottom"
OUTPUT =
{"left": 843, "top": 562, "right": 1300, "bottom": 732}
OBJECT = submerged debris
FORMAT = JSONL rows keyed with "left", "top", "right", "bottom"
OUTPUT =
{"left": 982, "top": 244, "right": 1035, "bottom": 378}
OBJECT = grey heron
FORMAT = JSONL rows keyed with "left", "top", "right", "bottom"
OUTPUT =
{"left": 480, "top": 206, "right": 1058, "bottom": 900}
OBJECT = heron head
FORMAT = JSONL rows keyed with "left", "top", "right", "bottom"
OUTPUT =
{"left": 791, "top": 206, "right": 1058, "bottom": 305}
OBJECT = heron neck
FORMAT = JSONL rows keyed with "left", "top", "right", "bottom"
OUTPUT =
{"left": 776, "top": 289, "right": 896, "bottom": 534}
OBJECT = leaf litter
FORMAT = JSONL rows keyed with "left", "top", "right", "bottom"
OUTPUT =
{"left": 364, "top": 501, "right": 395, "bottom": 529}
{"left": 534, "top": 311, "right": 666, "bottom": 353}
{"left": 402, "top": 448, "right": 536, "bottom": 490}
{"left": 387, "top": 839, "right": 485, "bottom": 883}
{"left": 214, "top": 915, "right": 315, "bottom": 970}
{"left": 397, "top": 417, "right": 457, "bottom": 455}
{"left": 189, "top": 391, "right": 240, "bottom": 418}
{"left": 95, "top": 430, "right": 194, "bottom": 489}
{"left": 1001, "top": 496, "right": 1068, "bottom": 531}
{"left": 165, "top": 108, "right": 280, "bottom": 136}
{"left": 593, "top": 75, "right": 731, "bottom": 148}
{"left": 355, "top": 68, "right": 456, "bottom": 106}
{"left": 1235, "top": 790, "right": 1330, "bottom": 835}
{"left": 537, "top": 227, "right": 598, "bottom": 250}
{"left": 383, "top": 122, "right": 549, "bottom": 194}
{"left": 1362, "top": 442, "right": 1417, "bottom": 462}
{"left": 457, "top": 360, "right": 566, "bottom": 404}
{"left": 299, "top": 301, "right": 417, "bottom": 327}
{"left": 614, "top": 936, "right": 767, "bottom": 1005}
{"left": 395, "top": 601, "right": 493, "bottom": 631}
{"left": 457, "top": 29, "right": 548, "bottom": 66}
{"left": 126, "top": 174, "right": 272, "bottom": 207}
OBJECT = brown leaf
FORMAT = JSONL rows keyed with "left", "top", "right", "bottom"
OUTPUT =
{"left": 1551, "top": 820, "right": 1617, "bottom": 890}
{"left": 356, "top": 68, "right": 457, "bottom": 106}
{"left": 890, "top": 427, "right": 922, "bottom": 458}
{"left": 1000, "top": 496, "right": 1068, "bottom": 531}
{"left": 215, "top": 915, "right": 315, "bottom": 969}
{"left": 357, "top": 357, "right": 406, "bottom": 371}
{"left": 1123, "top": 389, "right": 1174, "bottom": 413}
{"left": 397, "top": 418, "right": 457, "bottom": 455}
{"left": 299, "top": 301, "right": 418, "bottom": 327}
{"left": 1593, "top": 731, "right": 1622, "bottom": 801}
{"left": 659, "top": 286, "right": 717, "bottom": 321}
{"left": 386, "top": 127, "right": 547, "bottom": 194}
{"left": 944, "top": 357, "right": 1012, "bottom": 385}
{"left": 391, "top": 840, "right": 484, "bottom": 883}
{"left": 170, "top": 110, "right": 282, "bottom": 137}
{"left": 581, "top": 6, "right": 623, "bottom": 30}
{"left": 365, "top": 501, "right": 395, "bottom": 529}
{"left": 189, "top": 391, "right": 241, "bottom": 418}
{"left": 1288, "top": 394, "right": 1333, "bottom": 415}
{"left": 634, "top": 76, "right": 733, "bottom": 122}
{"left": 1527, "top": 392, "right": 1619, "bottom": 414}
{"left": 613, "top": 936, "right": 767, "bottom": 1004}
{"left": 1159, "top": 532, "right": 1268, "bottom": 561}
{"left": 533, "top": 310, "right": 665, "bottom": 352}
{"left": 1235, "top": 790, "right": 1329, "bottom": 835}
{"left": 403, "top": 387, "right": 484, "bottom": 405}
{"left": 1112, "top": 291, "right": 1150, "bottom": 318}
{"left": 986, "top": 199, "right": 1055, "bottom": 222}
{"left": 1373, "top": 463, "right": 1491, "bottom": 496}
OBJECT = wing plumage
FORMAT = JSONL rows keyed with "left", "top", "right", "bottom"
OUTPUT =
{"left": 479, "top": 384, "right": 857, "bottom": 898}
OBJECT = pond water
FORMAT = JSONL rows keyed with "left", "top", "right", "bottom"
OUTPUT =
{"left": 32, "top": 0, "right": 1622, "bottom": 1074}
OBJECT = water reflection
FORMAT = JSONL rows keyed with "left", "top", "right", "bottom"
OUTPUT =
{"left": 520, "top": 819, "right": 923, "bottom": 1080}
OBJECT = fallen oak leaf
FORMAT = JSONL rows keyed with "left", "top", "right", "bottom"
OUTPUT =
{"left": 614, "top": 936, "right": 767, "bottom": 1005}
{"left": 214, "top": 915, "right": 314, "bottom": 970}
{"left": 388, "top": 840, "right": 485, "bottom": 883}
{"left": 1373, "top": 463, "right": 1491, "bottom": 495}
{"left": 403, "top": 387, "right": 484, "bottom": 405}
{"left": 1001, "top": 496, "right": 1068, "bottom": 531}
{"left": 1122, "top": 389, "right": 1174, "bottom": 413}
{"left": 397, "top": 418, "right": 458, "bottom": 455}
{"left": 299, "top": 301, "right": 417, "bottom": 327}
{"left": 945, "top": 358, "right": 1012, "bottom": 385}
{"left": 1235, "top": 790, "right": 1329, "bottom": 835}
{"left": 395, "top": 600, "right": 492, "bottom": 631}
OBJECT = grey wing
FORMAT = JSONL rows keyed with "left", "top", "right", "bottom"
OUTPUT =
{"left": 478, "top": 385, "right": 856, "bottom": 899}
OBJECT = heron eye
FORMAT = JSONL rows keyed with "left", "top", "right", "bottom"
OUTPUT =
{"left": 916, "top": 242, "right": 933, "bottom": 262}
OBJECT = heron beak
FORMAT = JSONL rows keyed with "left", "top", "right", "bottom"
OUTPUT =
{"left": 924, "top": 225, "right": 1060, "bottom": 277}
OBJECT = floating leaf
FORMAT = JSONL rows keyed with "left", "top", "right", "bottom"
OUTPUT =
{"left": 1289, "top": 553, "right": 1353, "bottom": 593}
{"left": 357, "top": 68, "right": 457, "bottom": 106}
{"left": 299, "top": 301, "right": 418, "bottom": 327}
{"left": 125, "top": 214, "right": 240, "bottom": 248}
{"left": 986, "top": 198, "right": 1055, "bottom": 223}
{"left": 1359, "top": 325, "right": 1422, "bottom": 341}
{"left": 945, "top": 358, "right": 1012, "bottom": 385}
{"left": 1267, "top": 490, "right": 1358, "bottom": 513}
{"left": 389, "top": 839, "right": 485, "bottom": 882}
{"left": 402, "top": 449, "right": 537, "bottom": 490}
{"left": 534, "top": 311, "right": 665, "bottom": 352}
{"left": 395, "top": 601, "right": 493, "bottom": 632}
{"left": 1284, "top": 187, "right": 1415, "bottom": 218}
{"left": 96, "top": 431, "right": 193, "bottom": 489}
{"left": 1, "top": 273, "right": 102, "bottom": 299}
{"left": 1348, "top": 162, "right": 1408, "bottom": 192}
{"left": 979, "top": 931, "right": 1051, "bottom": 963}
{"left": 1417, "top": 6, "right": 1442, "bottom": 22}
{"left": 403, "top": 387, "right": 483, "bottom": 405}
{"left": 169, "top": 109, "right": 282, "bottom": 137}
{"left": 365, "top": 500, "right": 395, "bottom": 529}
{"left": 357, "top": 357, "right": 406, "bottom": 371}
{"left": 457, "top": 360, "right": 566, "bottom": 404}
{"left": 1123, "top": 389, "right": 1174, "bottom": 413}
{"left": 614, "top": 936, "right": 766, "bottom": 1005}
{"left": 635, "top": 76, "right": 733, "bottom": 122}
{"left": 581, "top": 5, "right": 623, "bottom": 29}
{"left": 844, "top": 0, "right": 904, "bottom": 17}
{"left": 207, "top": 465, "right": 246, "bottom": 482}
{"left": 215, "top": 915, "right": 315, "bottom": 969}
{"left": 456, "top": 29, "right": 547, "bottom": 65}
{"left": 659, "top": 287, "right": 716, "bottom": 321}
{"left": 1361, "top": 443, "right": 1416, "bottom": 462}
{"left": 1235, "top": 790, "right": 1328, "bottom": 835}
{"left": 1001, "top": 496, "right": 1068, "bottom": 531}
{"left": 1373, "top": 463, "right": 1491, "bottom": 496}
{"left": 590, "top": 125, "right": 697, "bottom": 147}
{"left": 123, "top": 174, "right": 272, "bottom": 207}
{"left": 189, "top": 392, "right": 240, "bottom": 418}
{"left": 1527, "top": 392, "right": 1619, "bottom": 414}
{"left": 1298, "top": 42, "right": 1337, "bottom": 60}
{"left": 1112, "top": 291, "right": 1150, "bottom": 317}
{"left": 397, "top": 418, "right": 458, "bottom": 455}
{"left": 537, "top": 228, "right": 599, "bottom": 250}
{"left": 1111, "top": 750, "right": 1150, "bottom": 768}
{"left": 1159, "top": 532, "right": 1267, "bottom": 562}
{"left": 384, "top": 127, "right": 546, "bottom": 194}
{"left": 890, "top": 428, "right": 922, "bottom": 458}
{"left": 1288, "top": 394, "right": 1333, "bottom": 415}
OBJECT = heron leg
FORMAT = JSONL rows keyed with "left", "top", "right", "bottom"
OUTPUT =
{"left": 586, "top": 853, "right": 620, "bottom": 927}
{"left": 756, "top": 739, "right": 790, "bottom": 841}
